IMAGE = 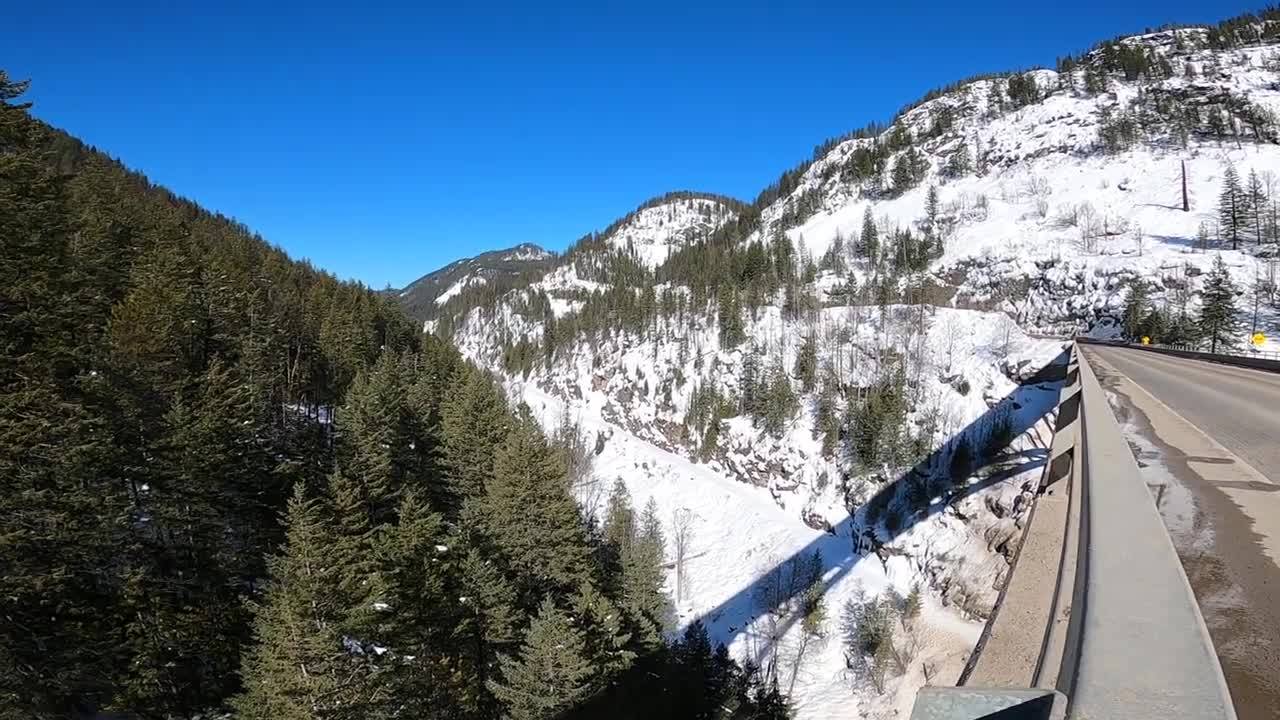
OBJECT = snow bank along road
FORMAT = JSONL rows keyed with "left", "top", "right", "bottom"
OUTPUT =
{"left": 1082, "top": 345, "right": 1280, "bottom": 720}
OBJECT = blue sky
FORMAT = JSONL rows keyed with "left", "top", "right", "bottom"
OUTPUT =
{"left": 8, "top": 1, "right": 1258, "bottom": 288}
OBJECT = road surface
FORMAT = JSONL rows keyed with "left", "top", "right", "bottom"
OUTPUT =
{"left": 1082, "top": 344, "right": 1280, "bottom": 720}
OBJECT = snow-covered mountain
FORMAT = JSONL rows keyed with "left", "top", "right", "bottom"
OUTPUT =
{"left": 408, "top": 14, "right": 1280, "bottom": 719}
{"left": 598, "top": 192, "right": 744, "bottom": 267}
{"left": 394, "top": 242, "right": 555, "bottom": 321}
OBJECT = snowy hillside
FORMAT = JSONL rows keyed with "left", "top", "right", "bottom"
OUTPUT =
{"left": 601, "top": 193, "right": 743, "bottom": 267}
{"left": 419, "top": 17, "right": 1280, "bottom": 720}
{"left": 766, "top": 29, "right": 1280, "bottom": 341}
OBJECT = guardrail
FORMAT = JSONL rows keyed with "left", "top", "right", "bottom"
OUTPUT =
{"left": 910, "top": 342, "right": 1237, "bottom": 720}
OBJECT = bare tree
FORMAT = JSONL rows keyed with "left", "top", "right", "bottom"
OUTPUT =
{"left": 940, "top": 313, "right": 963, "bottom": 374}
{"left": 1132, "top": 223, "right": 1145, "bottom": 256}
{"left": 555, "top": 410, "right": 604, "bottom": 516}
{"left": 672, "top": 508, "right": 696, "bottom": 604}
{"left": 1077, "top": 203, "right": 1100, "bottom": 253}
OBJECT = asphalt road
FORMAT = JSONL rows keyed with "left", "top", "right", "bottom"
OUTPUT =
{"left": 1082, "top": 344, "right": 1280, "bottom": 720}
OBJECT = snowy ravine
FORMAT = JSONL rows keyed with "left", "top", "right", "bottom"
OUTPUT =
{"left": 423, "top": 23, "right": 1280, "bottom": 719}
{"left": 453, "top": 297, "right": 1065, "bottom": 718}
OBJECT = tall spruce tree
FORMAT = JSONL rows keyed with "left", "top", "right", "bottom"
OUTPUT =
{"left": 487, "top": 598, "right": 595, "bottom": 720}
{"left": 859, "top": 207, "right": 880, "bottom": 264}
{"left": 0, "top": 72, "right": 126, "bottom": 714}
{"left": 1247, "top": 169, "right": 1268, "bottom": 245}
{"left": 622, "top": 499, "right": 673, "bottom": 644}
{"left": 479, "top": 408, "right": 593, "bottom": 604}
{"left": 234, "top": 486, "right": 370, "bottom": 720}
{"left": 441, "top": 366, "right": 511, "bottom": 510}
{"left": 1199, "top": 255, "right": 1240, "bottom": 353}
{"left": 1219, "top": 164, "right": 1246, "bottom": 250}
{"left": 1122, "top": 278, "right": 1151, "bottom": 340}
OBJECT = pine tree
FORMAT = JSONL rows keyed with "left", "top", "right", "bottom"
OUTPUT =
{"left": 1199, "top": 255, "right": 1240, "bottom": 354}
{"left": 902, "top": 585, "right": 923, "bottom": 625}
{"left": 852, "top": 211, "right": 874, "bottom": 266}
{"left": 1219, "top": 164, "right": 1246, "bottom": 250}
{"left": 944, "top": 145, "right": 971, "bottom": 178}
{"left": 454, "top": 536, "right": 523, "bottom": 714}
{"left": 924, "top": 185, "right": 941, "bottom": 237}
{"left": 441, "top": 366, "right": 511, "bottom": 510}
{"left": 370, "top": 490, "right": 469, "bottom": 718}
{"left": 0, "top": 74, "right": 127, "bottom": 714}
{"left": 760, "top": 362, "right": 798, "bottom": 438}
{"left": 717, "top": 287, "right": 746, "bottom": 349}
{"left": 1122, "top": 278, "right": 1151, "bottom": 340}
{"left": 622, "top": 499, "right": 672, "bottom": 644}
{"left": 488, "top": 598, "right": 595, "bottom": 720}
{"left": 793, "top": 335, "right": 817, "bottom": 392}
{"left": 568, "top": 582, "right": 636, "bottom": 679}
{"left": 479, "top": 408, "right": 593, "bottom": 603}
{"left": 814, "top": 374, "right": 840, "bottom": 458}
{"left": 603, "top": 480, "right": 637, "bottom": 555}
{"left": 1248, "top": 169, "right": 1268, "bottom": 245}
{"left": 234, "top": 486, "right": 371, "bottom": 720}
{"left": 335, "top": 352, "right": 421, "bottom": 525}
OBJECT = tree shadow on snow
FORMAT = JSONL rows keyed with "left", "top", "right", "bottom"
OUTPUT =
{"left": 696, "top": 348, "right": 1072, "bottom": 667}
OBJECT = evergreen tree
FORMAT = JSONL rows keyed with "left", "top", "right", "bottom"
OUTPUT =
{"left": 335, "top": 352, "right": 419, "bottom": 525}
{"left": 1122, "top": 278, "right": 1151, "bottom": 340}
{"left": 717, "top": 287, "right": 746, "bottom": 349}
{"left": 603, "top": 480, "right": 637, "bottom": 555}
{"left": 944, "top": 145, "right": 971, "bottom": 178}
{"left": 1199, "top": 255, "right": 1240, "bottom": 353}
{"left": 858, "top": 208, "right": 879, "bottom": 264}
{"left": 760, "top": 362, "right": 798, "bottom": 438}
{"left": 622, "top": 499, "right": 672, "bottom": 644}
{"left": 488, "top": 598, "right": 595, "bottom": 720}
{"left": 793, "top": 335, "right": 817, "bottom": 393}
{"left": 814, "top": 374, "right": 840, "bottom": 458}
{"left": 372, "top": 490, "right": 471, "bottom": 718}
{"left": 441, "top": 366, "right": 511, "bottom": 511}
{"left": 455, "top": 536, "right": 523, "bottom": 714}
{"left": 234, "top": 486, "right": 372, "bottom": 720}
{"left": 924, "top": 185, "right": 941, "bottom": 237}
{"left": 0, "top": 72, "right": 127, "bottom": 714}
{"left": 479, "top": 408, "right": 593, "bottom": 604}
{"left": 1219, "top": 164, "right": 1246, "bottom": 250}
{"left": 1247, "top": 169, "right": 1268, "bottom": 245}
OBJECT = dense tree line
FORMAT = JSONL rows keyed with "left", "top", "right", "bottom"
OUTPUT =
{"left": 0, "top": 74, "right": 785, "bottom": 719}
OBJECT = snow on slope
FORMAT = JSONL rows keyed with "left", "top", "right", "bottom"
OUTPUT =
{"left": 435, "top": 25, "right": 1280, "bottom": 720}
{"left": 606, "top": 196, "right": 739, "bottom": 267}
{"left": 435, "top": 275, "right": 486, "bottom": 305}
{"left": 766, "top": 35, "right": 1280, "bottom": 334}
{"left": 455, "top": 298, "right": 1065, "bottom": 718}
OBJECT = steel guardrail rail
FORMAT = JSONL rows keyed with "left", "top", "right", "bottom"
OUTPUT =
{"left": 910, "top": 344, "right": 1237, "bottom": 719}
{"left": 1068, "top": 344, "right": 1237, "bottom": 719}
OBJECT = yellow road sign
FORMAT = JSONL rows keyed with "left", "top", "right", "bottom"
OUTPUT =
{"left": 1253, "top": 332, "right": 1266, "bottom": 346}
{"left": 1141, "top": 336, "right": 1150, "bottom": 345}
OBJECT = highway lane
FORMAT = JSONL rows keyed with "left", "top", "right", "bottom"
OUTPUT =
{"left": 1084, "top": 345, "right": 1280, "bottom": 481}
{"left": 1082, "top": 344, "right": 1280, "bottom": 720}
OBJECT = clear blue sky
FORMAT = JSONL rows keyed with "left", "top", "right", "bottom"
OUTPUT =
{"left": 8, "top": 1, "right": 1258, "bottom": 288}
